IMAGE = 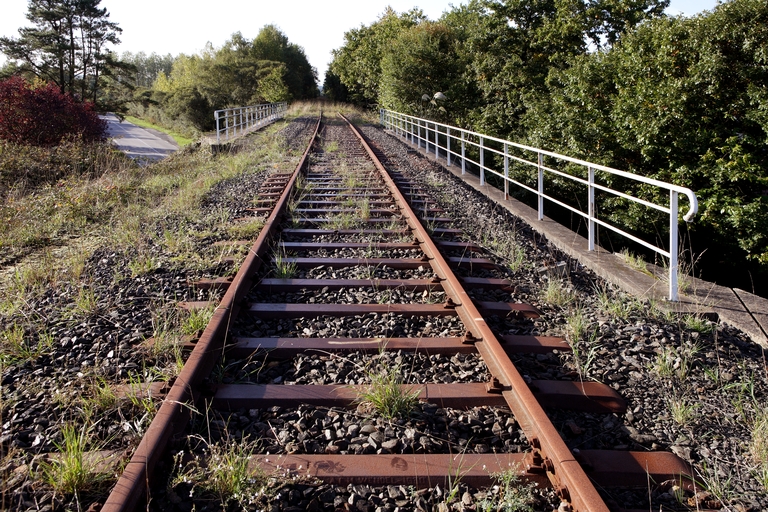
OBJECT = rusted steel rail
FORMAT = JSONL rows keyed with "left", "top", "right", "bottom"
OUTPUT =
{"left": 342, "top": 114, "right": 609, "bottom": 510}
{"left": 102, "top": 114, "right": 692, "bottom": 511}
{"left": 102, "top": 118, "right": 322, "bottom": 512}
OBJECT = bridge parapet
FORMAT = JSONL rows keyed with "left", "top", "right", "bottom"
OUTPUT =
{"left": 380, "top": 109, "right": 698, "bottom": 302}
{"left": 214, "top": 102, "right": 288, "bottom": 144}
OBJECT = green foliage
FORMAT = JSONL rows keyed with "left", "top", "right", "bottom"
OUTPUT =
{"left": 322, "top": 71, "right": 348, "bottom": 102}
{"left": 535, "top": 0, "right": 768, "bottom": 287}
{"left": 253, "top": 25, "right": 318, "bottom": 100}
{"left": 132, "top": 26, "right": 316, "bottom": 133}
{"left": 380, "top": 22, "right": 475, "bottom": 123}
{"left": 121, "top": 51, "right": 175, "bottom": 88}
{"left": 329, "top": 8, "right": 426, "bottom": 107}
{"left": 328, "top": 0, "right": 768, "bottom": 291}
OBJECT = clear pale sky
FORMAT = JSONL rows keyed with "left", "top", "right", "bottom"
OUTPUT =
{"left": 0, "top": 0, "right": 722, "bottom": 81}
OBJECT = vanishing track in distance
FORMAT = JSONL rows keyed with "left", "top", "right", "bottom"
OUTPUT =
{"left": 102, "top": 114, "right": 692, "bottom": 512}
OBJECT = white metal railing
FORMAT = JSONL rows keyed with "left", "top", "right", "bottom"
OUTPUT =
{"left": 214, "top": 102, "right": 287, "bottom": 144}
{"left": 380, "top": 109, "right": 698, "bottom": 301}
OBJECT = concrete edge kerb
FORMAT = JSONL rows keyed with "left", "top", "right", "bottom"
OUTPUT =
{"left": 385, "top": 130, "right": 768, "bottom": 349}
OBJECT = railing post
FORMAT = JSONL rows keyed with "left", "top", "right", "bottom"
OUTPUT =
{"left": 538, "top": 152, "right": 544, "bottom": 220}
{"left": 588, "top": 166, "right": 596, "bottom": 251}
{"left": 504, "top": 143, "right": 509, "bottom": 200}
{"left": 418, "top": 120, "right": 422, "bottom": 149}
{"left": 480, "top": 136, "right": 485, "bottom": 186}
{"left": 215, "top": 111, "right": 221, "bottom": 145}
{"left": 446, "top": 128, "right": 451, "bottom": 166}
{"left": 461, "top": 131, "right": 466, "bottom": 175}
{"left": 426, "top": 122, "right": 431, "bottom": 153}
{"left": 226, "top": 113, "right": 230, "bottom": 142}
{"left": 669, "top": 191, "right": 679, "bottom": 302}
{"left": 435, "top": 123, "right": 439, "bottom": 158}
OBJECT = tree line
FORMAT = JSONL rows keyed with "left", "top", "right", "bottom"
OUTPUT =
{"left": 1, "top": 1, "right": 318, "bottom": 142}
{"left": 128, "top": 26, "right": 318, "bottom": 134}
{"left": 325, "top": 0, "right": 768, "bottom": 294}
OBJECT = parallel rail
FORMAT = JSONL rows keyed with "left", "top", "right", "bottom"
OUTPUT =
{"left": 103, "top": 114, "right": 692, "bottom": 512}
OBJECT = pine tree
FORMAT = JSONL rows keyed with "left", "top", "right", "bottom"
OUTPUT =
{"left": 0, "top": 0, "right": 123, "bottom": 104}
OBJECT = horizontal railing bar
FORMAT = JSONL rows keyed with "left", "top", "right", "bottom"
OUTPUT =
{"left": 590, "top": 183, "right": 670, "bottom": 214}
{"left": 384, "top": 111, "right": 698, "bottom": 212}
{"left": 382, "top": 108, "right": 696, "bottom": 301}
{"left": 214, "top": 102, "right": 287, "bottom": 144}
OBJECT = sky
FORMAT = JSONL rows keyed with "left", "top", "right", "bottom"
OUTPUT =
{"left": 0, "top": 0, "right": 722, "bottom": 82}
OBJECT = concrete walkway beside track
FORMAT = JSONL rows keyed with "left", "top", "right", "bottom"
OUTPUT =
{"left": 394, "top": 132, "right": 768, "bottom": 349}
{"left": 102, "top": 114, "right": 178, "bottom": 162}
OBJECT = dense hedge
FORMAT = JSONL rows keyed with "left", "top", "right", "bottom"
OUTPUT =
{"left": 0, "top": 76, "right": 106, "bottom": 146}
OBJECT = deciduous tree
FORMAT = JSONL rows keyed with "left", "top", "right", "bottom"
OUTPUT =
{"left": 329, "top": 8, "right": 425, "bottom": 108}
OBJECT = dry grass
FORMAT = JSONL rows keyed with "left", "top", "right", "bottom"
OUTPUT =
{"left": 0, "top": 120, "right": 297, "bottom": 313}
{"left": 286, "top": 100, "right": 374, "bottom": 123}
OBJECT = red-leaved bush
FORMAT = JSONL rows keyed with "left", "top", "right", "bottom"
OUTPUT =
{"left": 0, "top": 76, "right": 106, "bottom": 146}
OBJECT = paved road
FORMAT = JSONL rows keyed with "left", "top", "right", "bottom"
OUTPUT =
{"left": 102, "top": 114, "right": 178, "bottom": 162}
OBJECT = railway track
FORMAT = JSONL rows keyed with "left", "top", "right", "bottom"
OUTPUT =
{"left": 103, "top": 114, "right": 693, "bottom": 512}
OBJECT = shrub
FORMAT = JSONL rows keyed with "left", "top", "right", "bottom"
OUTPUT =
{"left": 0, "top": 76, "right": 106, "bottom": 146}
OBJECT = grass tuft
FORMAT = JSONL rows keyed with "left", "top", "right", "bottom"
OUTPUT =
{"left": 478, "top": 466, "right": 536, "bottom": 512}
{"left": 227, "top": 216, "right": 265, "bottom": 240}
{"left": 172, "top": 435, "right": 273, "bottom": 508}
{"left": 681, "top": 314, "right": 714, "bottom": 334}
{"left": 668, "top": 395, "right": 698, "bottom": 426}
{"left": 128, "top": 253, "right": 158, "bottom": 277}
{"left": 750, "top": 410, "right": 768, "bottom": 489}
{"left": 356, "top": 359, "right": 420, "bottom": 419}
{"left": 595, "top": 285, "right": 642, "bottom": 320}
{"left": 37, "top": 423, "right": 113, "bottom": 497}
{"left": 564, "top": 308, "right": 600, "bottom": 381}
{"left": 541, "top": 278, "right": 575, "bottom": 307}
{"left": 273, "top": 251, "right": 298, "bottom": 279}
{"left": 618, "top": 248, "right": 653, "bottom": 277}
{"left": 181, "top": 305, "right": 215, "bottom": 336}
{"left": 70, "top": 285, "right": 99, "bottom": 318}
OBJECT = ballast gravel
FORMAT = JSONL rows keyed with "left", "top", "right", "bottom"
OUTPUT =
{"left": 1, "top": 116, "right": 766, "bottom": 512}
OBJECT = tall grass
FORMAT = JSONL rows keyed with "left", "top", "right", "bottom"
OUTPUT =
{"left": 1, "top": 120, "right": 295, "bottom": 303}
{"left": 0, "top": 139, "right": 128, "bottom": 198}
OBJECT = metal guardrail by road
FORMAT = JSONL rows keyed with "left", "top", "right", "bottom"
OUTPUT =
{"left": 214, "top": 102, "right": 287, "bottom": 144}
{"left": 380, "top": 109, "right": 698, "bottom": 302}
